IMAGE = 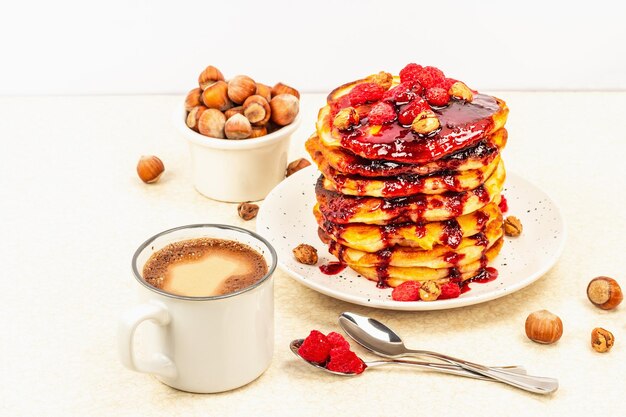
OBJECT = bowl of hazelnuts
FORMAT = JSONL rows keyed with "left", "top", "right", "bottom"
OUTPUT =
{"left": 177, "top": 65, "right": 301, "bottom": 202}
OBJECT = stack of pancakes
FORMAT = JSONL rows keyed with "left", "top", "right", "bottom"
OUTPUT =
{"left": 306, "top": 66, "right": 509, "bottom": 292}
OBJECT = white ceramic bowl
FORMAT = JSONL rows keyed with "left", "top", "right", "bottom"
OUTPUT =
{"left": 176, "top": 108, "right": 301, "bottom": 202}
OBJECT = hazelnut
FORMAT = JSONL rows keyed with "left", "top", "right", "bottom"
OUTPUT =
{"left": 366, "top": 71, "right": 393, "bottom": 90}
{"left": 243, "top": 95, "right": 271, "bottom": 126}
{"left": 237, "top": 202, "right": 259, "bottom": 221}
{"left": 201, "top": 81, "right": 233, "bottom": 111}
{"left": 591, "top": 327, "right": 615, "bottom": 353}
{"left": 419, "top": 281, "right": 441, "bottom": 301}
{"left": 198, "top": 109, "right": 226, "bottom": 138}
{"left": 333, "top": 107, "right": 360, "bottom": 130}
{"left": 293, "top": 244, "right": 318, "bottom": 265}
{"left": 270, "top": 94, "right": 299, "bottom": 126}
{"left": 136, "top": 155, "right": 164, "bottom": 184}
{"left": 411, "top": 110, "right": 441, "bottom": 135}
{"left": 186, "top": 105, "right": 207, "bottom": 131}
{"left": 271, "top": 82, "right": 300, "bottom": 99}
{"left": 256, "top": 83, "right": 272, "bottom": 102}
{"left": 228, "top": 75, "right": 256, "bottom": 104}
{"left": 224, "top": 113, "right": 252, "bottom": 139}
{"left": 286, "top": 158, "right": 311, "bottom": 177}
{"left": 224, "top": 106, "right": 244, "bottom": 120}
{"left": 249, "top": 126, "right": 268, "bottom": 138}
{"left": 587, "top": 276, "right": 623, "bottom": 310}
{"left": 449, "top": 81, "right": 474, "bottom": 102}
{"left": 504, "top": 216, "right": 523, "bottom": 237}
{"left": 525, "top": 310, "right": 563, "bottom": 344}
{"left": 198, "top": 65, "right": 225, "bottom": 90}
{"left": 184, "top": 88, "right": 202, "bottom": 112}
{"left": 354, "top": 104, "right": 373, "bottom": 119}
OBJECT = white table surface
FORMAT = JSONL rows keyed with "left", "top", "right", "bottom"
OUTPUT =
{"left": 1, "top": 92, "right": 625, "bottom": 416}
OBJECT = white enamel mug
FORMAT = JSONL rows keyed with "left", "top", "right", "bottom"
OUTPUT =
{"left": 176, "top": 108, "right": 301, "bottom": 203}
{"left": 118, "top": 224, "right": 277, "bottom": 393}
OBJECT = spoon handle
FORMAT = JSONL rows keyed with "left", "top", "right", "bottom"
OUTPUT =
{"left": 367, "top": 360, "right": 525, "bottom": 381}
{"left": 403, "top": 349, "right": 558, "bottom": 395}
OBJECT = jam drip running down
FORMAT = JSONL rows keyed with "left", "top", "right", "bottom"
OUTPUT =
{"left": 441, "top": 219, "right": 462, "bottom": 248}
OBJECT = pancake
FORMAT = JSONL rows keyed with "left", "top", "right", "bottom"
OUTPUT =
{"left": 318, "top": 154, "right": 501, "bottom": 197}
{"left": 316, "top": 160, "right": 506, "bottom": 224}
{"left": 349, "top": 237, "right": 504, "bottom": 287}
{"left": 305, "top": 128, "right": 507, "bottom": 178}
{"left": 308, "top": 65, "right": 509, "bottom": 299}
{"left": 315, "top": 200, "right": 502, "bottom": 252}
{"left": 316, "top": 76, "right": 509, "bottom": 164}
{"left": 328, "top": 219, "right": 503, "bottom": 269}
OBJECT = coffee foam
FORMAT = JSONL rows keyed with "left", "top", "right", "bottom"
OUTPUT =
{"left": 142, "top": 238, "right": 268, "bottom": 297}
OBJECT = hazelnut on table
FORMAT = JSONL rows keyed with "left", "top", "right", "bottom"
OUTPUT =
{"left": 136, "top": 155, "right": 164, "bottom": 184}
{"left": 586, "top": 276, "right": 622, "bottom": 310}
{"left": 591, "top": 327, "right": 614, "bottom": 353}
{"left": 286, "top": 158, "right": 311, "bottom": 177}
{"left": 525, "top": 310, "right": 563, "bottom": 344}
{"left": 237, "top": 202, "right": 259, "bottom": 221}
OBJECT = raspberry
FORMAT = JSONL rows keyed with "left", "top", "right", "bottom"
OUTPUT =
{"left": 327, "top": 332, "right": 351, "bottom": 349}
{"left": 298, "top": 330, "right": 332, "bottom": 363}
{"left": 439, "top": 77, "right": 458, "bottom": 91}
{"left": 382, "top": 81, "right": 422, "bottom": 104}
{"left": 425, "top": 87, "right": 450, "bottom": 106}
{"left": 397, "top": 98, "right": 430, "bottom": 126}
{"left": 368, "top": 102, "right": 397, "bottom": 125}
{"left": 439, "top": 282, "right": 461, "bottom": 299}
{"left": 399, "top": 63, "right": 423, "bottom": 84}
{"left": 498, "top": 195, "right": 508, "bottom": 213}
{"left": 391, "top": 280, "right": 421, "bottom": 301}
{"left": 326, "top": 347, "right": 366, "bottom": 374}
{"left": 416, "top": 66, "right": 446, "bottom": 89}
{"left": 348, "top": 82, "right": 385, "bottom": 106}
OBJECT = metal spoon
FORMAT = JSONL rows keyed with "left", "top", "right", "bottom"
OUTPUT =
{"left": 339, "top": 312, "right": 559, "bottom": 395}
{"left": 290, "top": 339, "right": 524, "bottom": 381}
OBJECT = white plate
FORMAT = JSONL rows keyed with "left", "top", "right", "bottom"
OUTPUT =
{"left": 257, "top": 166, "right": 566, "bottom": 311}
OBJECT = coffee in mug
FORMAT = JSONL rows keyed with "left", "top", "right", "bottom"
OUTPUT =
{"left": 142, "top": 238, "right": 268, "bottom": 297}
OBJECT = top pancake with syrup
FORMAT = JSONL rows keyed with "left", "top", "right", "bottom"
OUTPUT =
{"left": 306, "top": 128, "right": 507, "bottom": 178}
{"left": 316, "top": 76, "right": 509, "bottom": 164}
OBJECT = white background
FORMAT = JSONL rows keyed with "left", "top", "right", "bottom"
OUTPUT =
{"left": 1, "top": 0, "right": 625, "bottom": 95}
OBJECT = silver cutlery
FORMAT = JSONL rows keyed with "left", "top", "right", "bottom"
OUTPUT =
{"left": 338, "top": 311, "right": 558, "bottom": 395}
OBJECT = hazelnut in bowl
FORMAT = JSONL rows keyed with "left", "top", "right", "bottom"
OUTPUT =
{"left": 177, "top": 65, "right": 302, "bottom": 202}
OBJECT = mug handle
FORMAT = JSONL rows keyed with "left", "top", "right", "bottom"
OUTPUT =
{"left": 118, "top": 301, "right": 178, "bottom": 379}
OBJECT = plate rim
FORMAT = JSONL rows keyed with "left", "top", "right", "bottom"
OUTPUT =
{"left": 257, "top": 166, "right": 567, "bottom": 311}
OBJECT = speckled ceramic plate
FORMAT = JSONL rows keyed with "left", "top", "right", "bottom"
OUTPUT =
{"left": 257, "top": 166, "right": 566, "bottom": 311}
